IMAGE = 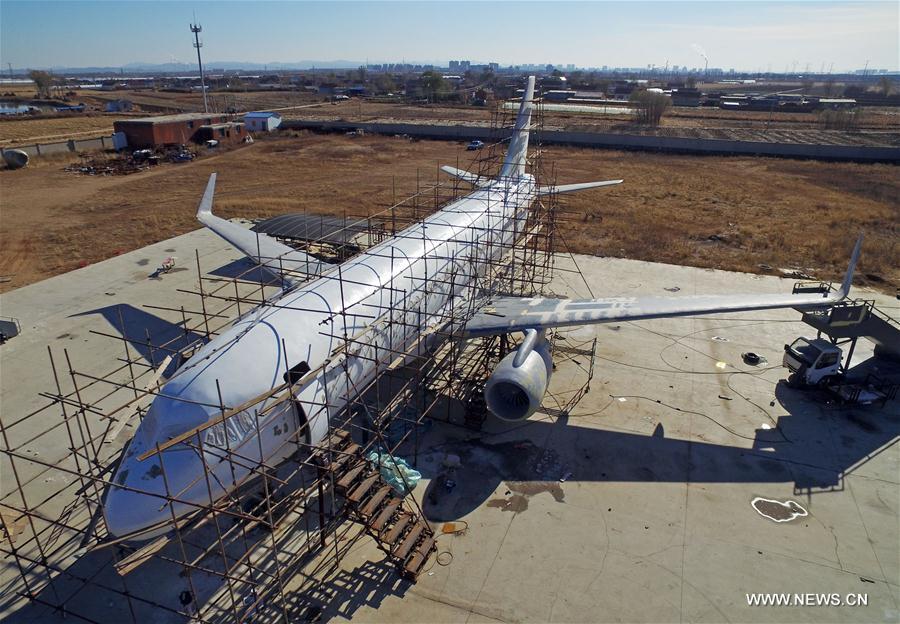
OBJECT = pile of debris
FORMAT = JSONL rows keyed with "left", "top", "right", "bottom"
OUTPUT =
{"left": 65, "top": 146, "right": 196, "bottom": 176}
{"left": 65, "top": 154, "right": 149, "bottom": 176}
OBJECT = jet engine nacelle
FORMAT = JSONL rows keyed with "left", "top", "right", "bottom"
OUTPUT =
{"left": 484, "top": 332, "right": 552, "bottom": 421}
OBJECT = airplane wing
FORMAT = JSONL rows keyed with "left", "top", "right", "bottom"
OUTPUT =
{"left": 536, "top": 180, "right": 623, "bottom": 195}
{"left": 463, "top": 236, "right": 863, "bottom": 338}
{"left": 196, "top": 174, "right": 329, "bottom": 285}
{"left": 440, "top": 165, "right": 490, "bottom": 187}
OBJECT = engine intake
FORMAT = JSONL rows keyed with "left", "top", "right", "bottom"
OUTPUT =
{"left": 484, "top": 334, "right": 552, "bottom": 421}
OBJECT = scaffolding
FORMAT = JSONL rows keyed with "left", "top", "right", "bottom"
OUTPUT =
{"left": 0, "top": 88, "right": 597, "bottom": 623}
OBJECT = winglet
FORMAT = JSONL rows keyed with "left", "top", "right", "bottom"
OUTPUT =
{"left": 837, "top": 234, "right": 863, "bottom": 298}
{"left": 196, "top": 173, "right": 217, "bottom": 221}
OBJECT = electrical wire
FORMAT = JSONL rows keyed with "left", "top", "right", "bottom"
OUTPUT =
{"left": 607, "top": 394, "right": 790, "bottom": 443}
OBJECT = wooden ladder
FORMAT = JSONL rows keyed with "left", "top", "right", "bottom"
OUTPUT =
{"left": 314, "top": 430, "right": 436, "bottom": 582}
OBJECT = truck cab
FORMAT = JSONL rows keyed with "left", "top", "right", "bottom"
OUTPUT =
{"left": 783, "top": 337, "right": 842, "bottom": 386}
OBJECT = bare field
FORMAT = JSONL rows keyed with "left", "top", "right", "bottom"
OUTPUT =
{"left": 0, "top": 115, "right": 121, "bottom": 144}
{"left": 287, "top": 98, "right": 900, "bottom": 132}
{"left": 2, "top": 87, "right": 897, "bottom": 147}
{"left": 0, "top": 133, "right": 897, "bottom": 294}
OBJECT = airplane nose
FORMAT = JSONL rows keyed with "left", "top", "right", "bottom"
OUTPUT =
{"left": 104, "top": 468, "right": 172, "bottom": 539}
{"left": 105, "top": 433, "right": 205, "bottom": 540}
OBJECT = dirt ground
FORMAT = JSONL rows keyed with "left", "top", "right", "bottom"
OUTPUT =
{"left": 0, "top": 133, "right": 897, "bottom": 294}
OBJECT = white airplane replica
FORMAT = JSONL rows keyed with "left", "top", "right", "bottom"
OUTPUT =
{"left": 104, "top": 76, "right": 862, "bottom": 539}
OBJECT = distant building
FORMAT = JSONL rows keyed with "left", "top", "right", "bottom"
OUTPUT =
{"left": 114, "top": 113, "right": 231, "bottom": 148}
{"left": 671, "top": 88, "right": 701, "bottom": 107}
{"left": 544, "top": 90, "right": 576, "bottom": 101}
{"left": 608, "top": 81, "right": 637, "bottom": 100}
{"left": 539, "top": 75, "right": 567, "bottom": 90}
{"left": 817, "top": 98, "right": 857, "bottom": 110}
{"left": 105, "top": 99, "right": 133, "bottom": 113}
{"left": 243, "top": 111, "right": 282, "bottom": 132}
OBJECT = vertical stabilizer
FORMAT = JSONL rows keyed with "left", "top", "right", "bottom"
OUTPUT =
{"left": 500, "top": 76, "right": 536, "bottom": 179}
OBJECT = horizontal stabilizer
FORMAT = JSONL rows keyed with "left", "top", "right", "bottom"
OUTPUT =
{"left": 440, "top": 165, "right": 490, "bottom": 187}
{"left": 537, "top": 180, "right": 623, "bottom": 195}
{"left": 196, "top": 174, "right": 329, "bottom": 285}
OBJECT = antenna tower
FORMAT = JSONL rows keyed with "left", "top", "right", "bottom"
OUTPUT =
{"left": 190, "top": 22, "right": 209, "bottom": 113}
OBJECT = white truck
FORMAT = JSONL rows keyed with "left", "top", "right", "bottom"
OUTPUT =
{"left": 782, "top": 337, "right": 842, "bottom": 386}
{"left": 784, "top": 336, "right": 896, "bottom": 405}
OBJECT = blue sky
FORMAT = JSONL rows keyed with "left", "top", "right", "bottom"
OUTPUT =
{"left": 1, "top": 1, "right": 897, "bottom": 72}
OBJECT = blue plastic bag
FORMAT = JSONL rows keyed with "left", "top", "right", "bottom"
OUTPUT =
{"left": 366, "top": 449, "right": 421, "bottom": 495}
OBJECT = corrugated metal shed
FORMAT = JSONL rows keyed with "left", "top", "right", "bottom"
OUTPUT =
{"left": 251, "top": 214, "right": 377, "bottom": 246}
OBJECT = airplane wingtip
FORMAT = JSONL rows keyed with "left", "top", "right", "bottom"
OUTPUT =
{"left": 197, "top": 173, "right": 217, "bottom": 219}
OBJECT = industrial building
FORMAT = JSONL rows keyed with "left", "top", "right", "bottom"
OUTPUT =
{"left": 113, "top": 112, "right": 232, "bottom": 148}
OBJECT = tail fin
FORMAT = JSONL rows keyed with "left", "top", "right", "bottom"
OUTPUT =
{"left": 500, "top": 76, "right": 536, "bottom": 179}
{"left": 837, "top": 234, "right": 863, "bottom": 298}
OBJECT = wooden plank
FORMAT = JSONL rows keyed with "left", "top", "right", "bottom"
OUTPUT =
{"left": 319, "top": 430, "right": 350, "bottom": 453}
{"left": 360, "top": 485, "right": 391, "bottom": 518}
{"left": 347, "top": 473, "right": 379, "bottom": 504}
{"left": 372, "top": 498, "right": 401, "bottom": 533}
{"left": 393, "top": 521, "right": 425, "bottom": 561}
{"left": 403, "top": 535, "right": 436, "bottom": 579}
{"left": 328, "top": 443, "right": 360, "bottom": 472}
{"left": 336, "top": 463, "right": 367, "bottom": 490}
{"left": 114, "top": 535, "right": 170, "bottom": 576}
{"left": 383, "top": 513, "right": 411, "bottom": 546}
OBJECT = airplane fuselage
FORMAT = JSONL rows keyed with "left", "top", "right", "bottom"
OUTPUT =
{"left": 105, "top": 174, "right": 537, "bottom": 538}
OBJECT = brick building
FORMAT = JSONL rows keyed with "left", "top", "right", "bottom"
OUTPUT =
{"left": 113, "top": 113, "right": 232, "bottom": 148}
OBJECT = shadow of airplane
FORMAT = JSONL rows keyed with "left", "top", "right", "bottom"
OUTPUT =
{"left": 418, "top": 382, "right": 900, "bottom": 522}
{"left": 72, "top": 304, "right": 209, "bottom": 376}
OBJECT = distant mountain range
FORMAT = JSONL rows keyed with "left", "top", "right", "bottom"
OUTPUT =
{"left": 15, "top": 60, "right": 398, "bottom": 75}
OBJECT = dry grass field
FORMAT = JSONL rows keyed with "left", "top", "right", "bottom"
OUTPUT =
{"left": 4, "top": 85, "right": 897, "bottom": 147}
{"left": 0, "top": 133, "right": 897, "bottom": 294}
{"left": 0, "top": 115, "right": 123, "bottom": 144}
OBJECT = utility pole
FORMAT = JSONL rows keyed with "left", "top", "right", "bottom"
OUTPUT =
{"left": 190, "top": 22, "right": 209, "bottom": 113}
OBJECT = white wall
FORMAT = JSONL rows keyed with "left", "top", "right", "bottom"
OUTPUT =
{"left": 244, "top": 116, "right": 281, "bottom": 132}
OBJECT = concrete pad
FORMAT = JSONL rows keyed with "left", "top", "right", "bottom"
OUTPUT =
{"left": 0, "top": 235, "right": 897, "bottom": 623}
